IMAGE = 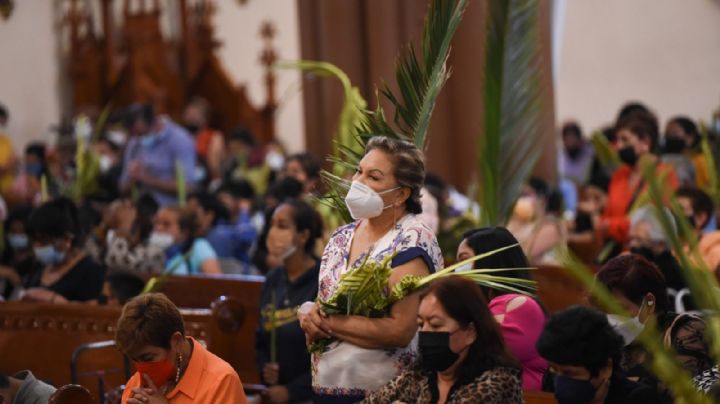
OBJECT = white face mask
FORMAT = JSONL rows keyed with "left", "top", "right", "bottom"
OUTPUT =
{"left": 99, "top": 155, "right": 114, "bottom": 173}
{"left": 267, "top": 228, "right": 298, "bottom": 261}
{"left": 266, "top": 151, "right": 285, "bottom": 171}
{"left": 344, "top": 180, "right": 400, "bottom": 220}
{"left": 455, "top": 262, "right": 473, "bottom": 273}
{"left": 607, "top": 300, "right": 650, "bottom": 345}
{"left": 148, "top": 231, "right": 175, "bottom": 250}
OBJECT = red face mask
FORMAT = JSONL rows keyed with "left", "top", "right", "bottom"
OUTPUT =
{"left": 134, "top": 358, "right": 176, "bottom": 388}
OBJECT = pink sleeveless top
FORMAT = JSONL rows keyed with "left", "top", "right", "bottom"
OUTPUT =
{"left": 489, "top": 293, "right": 548, "bottom": 390}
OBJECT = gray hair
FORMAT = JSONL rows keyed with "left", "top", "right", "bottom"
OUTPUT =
{"left": 630, "top": 205, "right": 677, "bottom": 244}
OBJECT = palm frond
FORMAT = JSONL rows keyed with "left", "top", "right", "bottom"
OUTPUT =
{"left": 275, "top": 60, "right": 368, "bottom": 176}
{"left": 640, "top": 161, "right": 720, "bottom": 367}
{"left": 381, "top": 0, "right": 468, "bottom": 149}
{"left": 175, "top": 160, "right": 187, "bottom": 207}
{"left": 281, "top": 0, "right": 467, "bottom": 226}
{"left": 68, "top": 137, "right": 100, "bottom": 203}
{"left": 699, "top": 122, "right": 720, "bottom": 204}
{"left": 555, "top": 159, "right": 720, "bottom": 402}
{"left": 92, "top": 104, "right": 112, "bottom": 143}
{"left": 590, "top": 130, "right": 620, "bottom": 168}
{"left": 477, "top": 0, "right": 542, "bottom": 226}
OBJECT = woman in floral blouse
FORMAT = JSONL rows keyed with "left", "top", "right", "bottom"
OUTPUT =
{"left": 298, "top": 137, "right": 444, "bottom": 403}
{"left": 362, "top": 276, "right": 523, "bottom": 404}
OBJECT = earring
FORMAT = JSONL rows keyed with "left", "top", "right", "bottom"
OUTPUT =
{"left": 175, "top": 352, "right": 183, "bottom": 384}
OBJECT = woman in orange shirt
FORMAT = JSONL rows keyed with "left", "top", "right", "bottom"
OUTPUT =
{"left": 599, "top": 113, "right": 678, "bottom": 245}
{"left": 116, "top": 293, "right": 247, "bottom": 404}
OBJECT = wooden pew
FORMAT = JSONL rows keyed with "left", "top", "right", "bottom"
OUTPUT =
{"left": 567, "top": 238, "right": 602, "bottom": 270}
{"left": 533, "top": 265, "right": 588, "bottom": 314}
{"left": 524, "top": 390, "right": 557, "bottom": 404}
{"left": 150, "top": 274, "right": 265, "bottom": 384}
{"left": 0, "top": 302, "right": 228, "bottom": 400}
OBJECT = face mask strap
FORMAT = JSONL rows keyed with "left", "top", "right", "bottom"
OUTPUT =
{"left": 637, "top": 298, "right": 648, "bottom": 319}
{"left": 377, "top": 185, "right": 401, "bottom": 195}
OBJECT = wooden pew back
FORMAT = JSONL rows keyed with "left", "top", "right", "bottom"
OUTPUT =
{"left": 139, "top": 274, "right": 264, "bottom": 383}
{"left": 533, "top": 265, "right": 588, "bottom": 313}
{"left": 524, "top": 390, "right": 557, "bottom": 404}
{"left": 0, "top": 302, "right": 224, "bottom": 400}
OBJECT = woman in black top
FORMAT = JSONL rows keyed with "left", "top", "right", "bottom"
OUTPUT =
{"left": 23, "top": 197, "right": 106, "bottom": 303}
{"left": 255, "top": 199, "right": 322, "bottom": 403}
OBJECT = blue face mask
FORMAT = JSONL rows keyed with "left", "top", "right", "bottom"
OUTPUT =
{"left": 553, "top": 374, "right": 597, "bottom": 404}
{"left": 140, "top": 132, "right": 159, "bottom": 148}
{"left": 8, "top": 234, "right": 29, "bottom": 250}
{"left": 34, "top": 245, "right": 66, "bottom": 266}
{"left": 26, "top": 162, "right": 43, "bottom": 177}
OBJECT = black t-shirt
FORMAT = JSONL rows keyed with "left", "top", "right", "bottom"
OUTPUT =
{"left": 25, "top": 255, "right": 106, "bottom": 302}
{"left": 604, "top": 373, "right": 660, "bottom": 404}
{"left": 543, "top": 371, "right": 661, "bottom": 404}
{"left": 255, "top": 261, "right": 319, "bottom": 402}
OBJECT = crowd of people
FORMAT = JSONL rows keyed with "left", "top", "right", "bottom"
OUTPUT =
{"left": 0, "top": 97, "right": 720, "bottom": 404}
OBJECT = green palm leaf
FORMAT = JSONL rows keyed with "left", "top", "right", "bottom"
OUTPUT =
{"left": 699, "top": 122, "right": 720, "bottom": 204}
{"left": 477, "top": 0, "right": 542, "bottom": 226}
{"left": 640, "top": 161, "right": 720, "bottom": 367}
{"left": 281, "top": 0, "right": 467, "bottom": 227}
{"left": 275, "top": 60, "right": 368, "bottom": 176}
{"left": 590, "top": 129, "right": 620, "bottom": 168}
{"left": 381, "top": 0, "right": 468, "bottom": 149}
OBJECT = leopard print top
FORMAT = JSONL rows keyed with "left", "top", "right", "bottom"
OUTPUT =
{"left": 361, "top": 366, "right": 523, "bottom": 404}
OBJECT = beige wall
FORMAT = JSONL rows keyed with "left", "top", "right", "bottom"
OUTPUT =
{"left": 213, "top": 0, "right": 304, "bottom": 152}
{"left": 0, "top": 0, "right": 304, "bottom": 153}
{"left": 0, "top": 1, "right": 63, "bottom": 150}
{"left": 556, "top": 0, "right": 720, "bottom": 133}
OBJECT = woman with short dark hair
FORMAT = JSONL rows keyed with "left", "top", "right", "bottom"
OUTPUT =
{"left": 599, "top": 109, "right": 678, "bottom": 246}
{"left": 116, "top": 293, "right": 247, "bottom": 403}
{"left": 362, "top": 277, "right": 523, "bottom": 403}
{"left": 594, "top": 254, "right": 712, "bottom": 399}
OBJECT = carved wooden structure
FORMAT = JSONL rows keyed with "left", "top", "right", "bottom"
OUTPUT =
{"left": 62, "top": 0, "right": 277, "bottom": 142}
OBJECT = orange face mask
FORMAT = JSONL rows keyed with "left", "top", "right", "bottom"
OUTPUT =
{"left": 134, "top": 358, "right": 175, "bottom": 388}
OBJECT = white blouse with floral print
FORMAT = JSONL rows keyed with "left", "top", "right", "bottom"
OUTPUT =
{"left": 312, "top": 214, "right": 444, "bottom": 399}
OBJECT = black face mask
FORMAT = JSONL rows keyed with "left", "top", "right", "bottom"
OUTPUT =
{"left": 663, "top": 136, "right": 687, "bottom": 154}
{"left": 566, "top": 147, "right": 583, "bottom": 160}
{"left": 630, "top": 245, "right": 656, "bottom": 262}
{"left": 618, "top": 146, "right": 638, "bottom": 167}
{"left": 418, "top": 331, "right": 460, "bottom": 372}
{"left": 631, "top": 246, "right": 677, "bottom": 270}
{"left": 554, "top": 374, "right": 597, "bottom": 404}
{"left": 184, "top": 123, "right": 201, "bottom": 135}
